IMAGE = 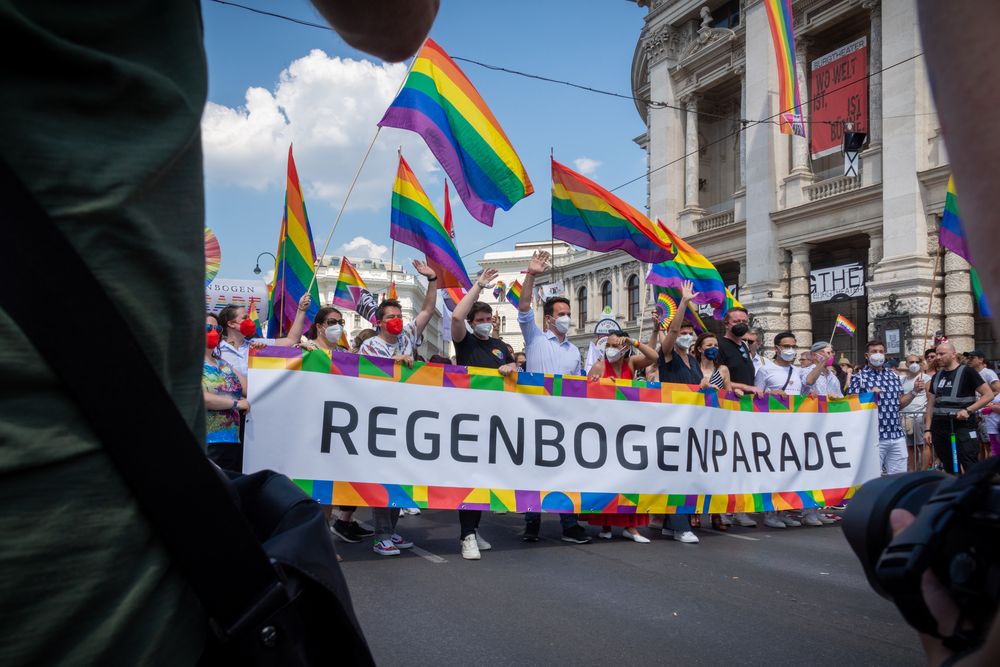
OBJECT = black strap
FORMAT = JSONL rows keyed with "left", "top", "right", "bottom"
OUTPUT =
{"left": 0, "top": 159, "right": 286, "bottom": 639}
{"left": 781, "top": 365, "right": 793, "bottom": 392}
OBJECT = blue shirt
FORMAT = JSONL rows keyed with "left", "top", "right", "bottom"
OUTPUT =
{"left": 518, "top": 310, "right": 582, "bottom": 375}
{"left": 848, "top": 365, "right": 904, "bottom": 440}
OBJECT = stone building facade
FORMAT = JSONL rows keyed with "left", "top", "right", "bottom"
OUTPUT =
{"left": 625, "top": 0, "right": 993, "bottom": 362}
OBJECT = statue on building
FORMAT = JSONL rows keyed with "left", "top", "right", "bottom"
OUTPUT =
{"left": 699, "top": 6, "right": 713, "bottom": 31}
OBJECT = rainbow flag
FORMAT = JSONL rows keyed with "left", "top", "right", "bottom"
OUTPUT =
{"left": 940, "top": 176, "right": 990, "bottom": 316}
{"left": 551, "top": 160, "right": 677, "bottom": 264}
{"left": 428, "top": 180, "right": 466, "bottom": 290}
{"left": 653, "top": 286, "right": 707, "bottom": 333}
{"left": 387, "top": 282, "right": 398, "bottom": 301}
{"left": 645, "top": 220, "right": 729, "bottom": 318}
{"left": 248, "top": 300, "right": 263, "bottom": 338}
{"left": 763, "top": 0, "right": 805, "bottom": 137}
{"left": 493, "top": 280, "right": 507, "bottom": 302}
{"left": 379, "top": 38, "right": 533, "bottom": 227}
{"left": 391, "top": 154, "right": 472, "bottom": 290}
{"left": 332, "top": 256, "right": 376, "bottom": 324}
{"left": 835, "top": 314, "right": 856, "bottom": 337}
{"left": 268, "top": 145, "right": 321, "bottom": 336}
{"left": 506, "top": 280, "right": 522, "bottom": 308}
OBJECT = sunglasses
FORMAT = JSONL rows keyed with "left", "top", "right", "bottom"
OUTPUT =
{"left": 205, "top": 324, "right": 222, "bottom": 333}
{"left": 324, "top": 318, "right": 346, "bottom": 326}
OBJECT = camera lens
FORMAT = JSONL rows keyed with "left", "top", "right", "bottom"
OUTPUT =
{"left": 842, "top": 471, "right": 946, "bottom": 597}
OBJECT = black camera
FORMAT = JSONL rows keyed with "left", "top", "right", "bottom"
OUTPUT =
{"left": 842, "top": 460, "right": 1000, "bottom": 651}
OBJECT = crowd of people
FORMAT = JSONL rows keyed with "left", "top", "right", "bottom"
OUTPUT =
{"left": 201, "top": 250, "right": 998, "bottom": 561}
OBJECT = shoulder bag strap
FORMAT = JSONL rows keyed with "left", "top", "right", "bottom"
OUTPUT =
{"left": 0, "top": 159, "right": 290, "bottom": 643}
{"left": 781, "top": 365, "right": 793, "bottom": 391}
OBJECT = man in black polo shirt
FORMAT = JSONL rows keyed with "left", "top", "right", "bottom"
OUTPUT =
{"left": 716, "top": 307, "right": 762, "bottom": 398}
{"left": 923, "top": 341, "right": 993, "bottom": 474}
{"left": 450, "top": 268, "right": 518, "bottom": 559}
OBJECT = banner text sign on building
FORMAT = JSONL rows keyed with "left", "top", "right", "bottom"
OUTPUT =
{"left": 245, "top": 349, "right": 880, "bottom": 514}
{"left": 810, "top": 37, "right": 869, "bottom": 159}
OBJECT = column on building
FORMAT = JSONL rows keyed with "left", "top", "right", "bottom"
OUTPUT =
{"left": 788, "top": 245, "right": 813, "bottom": 349}
{"left": 733, "top": 66, "right": 748, "bottom": 224}
{"left": 783, "top": 37, "right": 814, "bottom": 207}
{"left": 586, "top": 270, "right": 597, "bottom": 324}
{"left": 943, "top": 251, "right": 975, "bottom": 353}
{"left": 863, "top": 0, "right": 882, "bottom": 147}
{"left": 644, "top": 26, "right": 685, "bottom": 234}
{"left": 677, "top": 94, "right": 705, "bottom": 234}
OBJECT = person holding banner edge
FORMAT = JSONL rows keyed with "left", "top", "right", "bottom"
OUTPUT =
{"left": 517, "top": 250, "right": 590, "bottom": 544}
{"left": 449, "top": 267, "right": 517, "bottom": 559}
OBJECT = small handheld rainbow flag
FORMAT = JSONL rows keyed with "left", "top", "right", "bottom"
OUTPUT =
{"left": 506, "top": 280, "right": 522, "bottom": 308}
{"left": 493, "top": 280, "right": 507, "bottom": 302}
{"left": 333, "top": 256, "right": 376, "bottom": 323}
{"left": 248, "top": 300, "right": 263, "bottom": 338}
{"left": 834, "top": 314, "right": 857, "bottom": 337}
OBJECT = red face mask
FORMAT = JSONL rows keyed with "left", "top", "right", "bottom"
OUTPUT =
{"left": 206, "top": 330, "right": 221, "bottom": 349}
{"left": 385, "top": 318, "right": 404, "bottom": 336}
{"left": 239, "top": 318, "right": 257, "bottom": 337}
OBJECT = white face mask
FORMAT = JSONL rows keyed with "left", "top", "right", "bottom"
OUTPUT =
{"left": 779, "top": 347, "right": 797, "bottom": 362}
{"left": 324, "top": 325, "right": 343, "bottom": 344}
{"left": 605, "top": 346, "right": 624, "bottom": 362}
{"left": 869, "top": 352, "right": 886, "bottom": 367}
{"left": 908, "top": 362, "right": 921, "bottom": 374}
{"left": 676, "top": 333, "right": 696, "bottom": 349}
{"left": 473, "top": 322, "right": 493, "bottom": 338}
{"left": 552, "top": 315, "right": 572, "bottom": 335}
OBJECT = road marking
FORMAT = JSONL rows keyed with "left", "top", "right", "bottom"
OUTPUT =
{"left": 703, "top": 528, "right": 760, "bottom": 541}
{"left": 410, "top": 546, "right": 448, "bottom": 563}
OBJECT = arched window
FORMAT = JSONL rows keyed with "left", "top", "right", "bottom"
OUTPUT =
{"left": 627, "top": 274, "right": 640, "bottom": 321}
{"left": 577, "top": 286, "right": 588, "bottom": 330}
{"left": 601, "top": 280, "right": 612, "bottom": 312}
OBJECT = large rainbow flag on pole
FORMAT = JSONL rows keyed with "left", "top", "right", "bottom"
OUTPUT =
{"left": 763, "top": 0, "right": 805, "bottom": 137}
{"left": 645, "top": 220, "right": 734, "bottom": 318}
{"left": 551, "top": 159, "right": 677, "bottom": 264}
{"left": 379, "top": 38, "right": 533, "bottom": 227}
{"left": 940, "top": 176, "right": 991, "bottom": 317}
{"left": 391, "top": 154, "right": 472, "bottom": 289}
{"left": 268, "top": 145, "right": 321, "bottom": 336}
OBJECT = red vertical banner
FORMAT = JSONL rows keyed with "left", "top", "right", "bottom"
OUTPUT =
{"left": 809, "top": 37, "right": 868, "bottom": 159}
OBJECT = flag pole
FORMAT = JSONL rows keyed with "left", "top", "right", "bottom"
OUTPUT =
{"left": 307, "top": 39, "right": 427, "bottom": 294}
{"left": 549, "top": 148, "right": 557, "bottom": 283}
{"left": 387, "top": 239, "right": 396, "bottom": 301}
{"left": 922, "top": 246, "right": 943, "bottom": 351}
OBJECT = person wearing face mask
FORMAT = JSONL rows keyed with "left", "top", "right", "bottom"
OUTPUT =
{"left": 302, "top": 306, "right": 349, "bottom": 352}
{"left": 743, "top": 329, "right": 767, "bottom": 374}
{"left": 899, "top": 354, "right": 932, "bottom": 471}
{"left": 965, "top": 350, "right": 1000, "bottom": 457}
{"left": 802, "top": 341, "right": 844, "bottom": 400}
{"left": 517, "top": 250, "right": 590, "bottom": 544}
{"left": 753, "top": 332, "right": 810, "bottom": 528}
{"left": 358, "top": 259, "right": 439, "bottom": 556}
{"left": 717, "top": 306, "right": 764, "bottom": 399}
{"left": 217, "top": 293, "right": 311, "bottom": 379}
{"left": 202, "top": 314, "right": 249, "bottom": 472}
{"left": 584, "top": 322, "right": 658, "bottom": 543}
{"left": 448, "top": 268, "right": 518, "bottom": 559}
{"left": 924, "top": 342, "right": 994, "bottom": 474}
{"left": 693, "top": 332, "right": 733, "bottom": 393}
{"left": 847, "top": 341, "right": 917, "bottom": 476}
{"left": 514, "top": 351, "right": 527, "bottom": 372}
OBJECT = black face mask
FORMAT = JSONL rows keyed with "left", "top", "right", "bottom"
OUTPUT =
{"left": 730, "top": 323, "right": 749, "bottom": 337}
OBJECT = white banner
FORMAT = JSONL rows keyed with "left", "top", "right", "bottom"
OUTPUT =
{"left": 206, "top": 278, "right": 269, "bottom": 317}
{"left": 244, "top": 351, "right": 880, "bottom": 513}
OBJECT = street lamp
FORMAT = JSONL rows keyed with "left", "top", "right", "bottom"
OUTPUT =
{"left": 253, "top": 251, "right": 276, "bottom": 276}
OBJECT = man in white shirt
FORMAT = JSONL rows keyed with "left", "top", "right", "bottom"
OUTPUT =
{"left": 900, "top": 353, "right": 932, "bottom": 471}
{"left": 517, "top": 250, "right": 589, "bottom": 544}
{"left": 802, "top": 341, "right": 844, "bottom": 400}
{"left": 744, "top": 328, "right": 767, "bottom": 374}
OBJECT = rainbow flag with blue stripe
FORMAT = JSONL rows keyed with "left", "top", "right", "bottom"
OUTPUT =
{"left": 764, "top": 0, "right": 805, "bottom": 137}
{"left": 646, "top": 220, "right": 733, "bottom": 319}
{"left": 391, "top": 154, "right": 471, "bottom": 290}
{"left": 268, "top": 145, "right": 321, "bottom": 336}
{"left": 506, "top": 280, "right": 522, "bottom": 308}
{"left": 941, "top": 176, "right": 990, "bottom": 316}
{"left": 379, "top": 39, "right": 533, "bottom": 227}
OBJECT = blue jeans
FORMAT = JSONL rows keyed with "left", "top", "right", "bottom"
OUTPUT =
{"left": 666, "top": 514, "right": 690, "bottom": 532}
{"left": 525, "top": 512, "right": 578, "bottom": 528}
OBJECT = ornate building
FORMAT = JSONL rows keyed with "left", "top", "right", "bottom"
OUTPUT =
{"left": 626, "top": 0, "right": 992, "bottom": 361}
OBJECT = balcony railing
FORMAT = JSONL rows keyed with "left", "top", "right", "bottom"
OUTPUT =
{"left": 695, "top": 209, "right": 736, "bottom": 233}
{"left": 804, "top": 175, "right": 861, "bottom": 202}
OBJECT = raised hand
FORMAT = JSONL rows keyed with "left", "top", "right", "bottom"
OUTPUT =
{"left": 526, "top": 250, "right": 551, "bottom": 276}
{"left": 298, "top": 293, "right": 312, "bottom": 311}
{"left": 477, "top": 267, "right": 499, "bottom": 289}
{"left": 680, "top": 280, "right": 698, "bottom": 301}
{"left": 412, "top": 259, "right": 438, "bottom": 281}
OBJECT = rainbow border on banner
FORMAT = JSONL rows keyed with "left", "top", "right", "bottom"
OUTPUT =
{"left": 250, "top": 347, "right": 874, "bottom": 513}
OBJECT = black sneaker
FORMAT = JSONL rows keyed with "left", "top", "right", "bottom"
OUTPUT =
{"left": 522, "top": 520, "right": 540, "bottom": 542}
{"left": 349, "top": 521, "right": 374, "bottom": 539}
{"left": 331, "top": 520, "right": 361, "bottom": 543}
{"left": 561, "top": 524, "right": 591, "bottom": 544}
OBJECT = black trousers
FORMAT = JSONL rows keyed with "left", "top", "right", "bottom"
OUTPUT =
{"left": 207, "top": 441, "right": 243, "bottom": 473}
{"left": 459, "top": 509, "right": 481, "bottom": 539}
{"left": 930, "top": 421, "right": 980, "bottom": 474}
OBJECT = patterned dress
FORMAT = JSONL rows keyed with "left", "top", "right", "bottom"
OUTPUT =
{"left": 202, "top": 358, "right": 242, "bottom": 443}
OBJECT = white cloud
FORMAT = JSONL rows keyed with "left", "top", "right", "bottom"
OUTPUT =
{"left": 336, "top": 236, "right": 388, "bottom": 260}
{"left": 572, "top": 156, "right": 602, "bottom": 176}
{"left": 202, "top": 49, "right": 438, "bottom": 210}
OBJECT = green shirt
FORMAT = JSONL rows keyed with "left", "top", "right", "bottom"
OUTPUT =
{"left": 1, "top": 1, "right": 208, "bottom": 663}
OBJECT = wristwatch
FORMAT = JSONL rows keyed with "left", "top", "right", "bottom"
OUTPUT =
{"left": 232, "top": 399, "right": 239, "bottom": 410}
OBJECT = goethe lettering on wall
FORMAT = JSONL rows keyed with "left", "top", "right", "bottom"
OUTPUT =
{"left": 245, "top": 349, "right": 880, "bottom": 513}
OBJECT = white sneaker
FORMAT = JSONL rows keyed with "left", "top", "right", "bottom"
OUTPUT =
{"left": 763, "top": 513, "right": 786, "bottom": 529}
{"left": 779, "top": 513, "right": 802, "bottom": 527}
{"left": 598, "top": 530, "right": 613, "bottom": 540}
{"left": 623, "top": 530, "right": 651, "bottom": 544}
{"left": 374, "top": 539, "right": 400, "bottom": 556}
{"left": 817, "top": 513, "right": 836, "bottom": 525}
{"left": 673, "top": 530, "right": 699, "bottom": 544}
{"left": 475, "top": 530, "right": 492, "bottom": 550}
{"left": 733, "top": 513, "right": 758, "bottom": 527}
{"left": 400, "top": 507, "right": 420, "bottom": 516}
{"left": 801, "top": 510, "right": 823, "bottom": 527}
{"left": 390, "top": 533, "right": 413, "bottom": 549}
{"left": 461, "top": 534, "right": 481, "bottom": 560}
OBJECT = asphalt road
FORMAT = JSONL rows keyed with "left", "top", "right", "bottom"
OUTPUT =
{"left": 338, "top": 510, "right": 924, "bottom": 666}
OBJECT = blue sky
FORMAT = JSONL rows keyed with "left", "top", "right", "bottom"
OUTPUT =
{"left": 201, "top": 0, "right": 649, "bottom": 281}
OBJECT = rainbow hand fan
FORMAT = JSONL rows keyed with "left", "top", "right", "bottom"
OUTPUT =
{"left": 205, "top": 226, "right": 221, "bottom": 287}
